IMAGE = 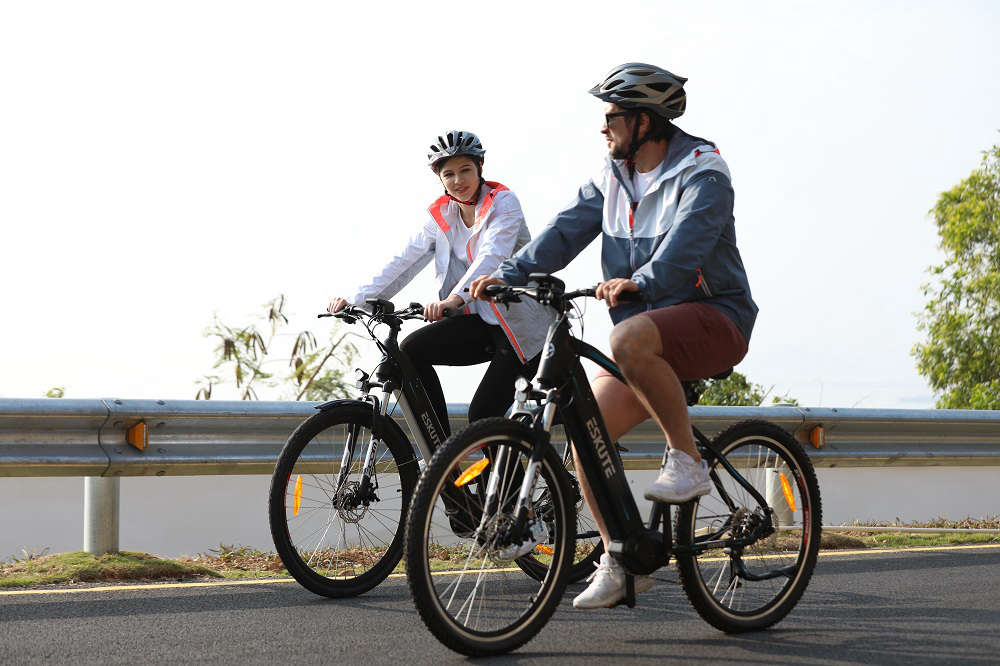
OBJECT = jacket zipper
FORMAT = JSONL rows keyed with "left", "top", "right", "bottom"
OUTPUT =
{"left": 696, "top": 268, "right": 713, "bottom": 297}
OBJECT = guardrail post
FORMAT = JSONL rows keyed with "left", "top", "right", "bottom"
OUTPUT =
{"left": 83, "top": 477, "right": 119, "bottom": 554}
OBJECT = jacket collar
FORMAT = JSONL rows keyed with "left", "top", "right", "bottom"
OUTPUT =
{"left": 606, "top": 128, "right": 712, "bottom": 201}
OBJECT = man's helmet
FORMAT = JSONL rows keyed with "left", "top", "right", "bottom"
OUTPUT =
{"left": 588, "top": 63, "right": 687, "bottom": 119}
{"left": 427, "top": 130, "right": 486, "bottom": 170}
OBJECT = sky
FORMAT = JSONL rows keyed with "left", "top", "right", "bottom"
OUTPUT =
{"left": 1, "top": 0, "right": 998, "bottom": 408}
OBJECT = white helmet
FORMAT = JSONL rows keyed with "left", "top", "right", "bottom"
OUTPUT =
{"left": 427, "top": 130, "right": 486, "bottom": 170}
{"left": 589, "top": 63, "right": 687, "bottom": 120}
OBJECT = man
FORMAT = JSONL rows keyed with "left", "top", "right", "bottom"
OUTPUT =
{"left": 470, "top": 62, "right": 758, "bottom": 608}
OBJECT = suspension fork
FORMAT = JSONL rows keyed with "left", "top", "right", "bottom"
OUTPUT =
{"left": 342, "top": 390, "right": 392, "bottom": 500}
{"left": 479, "top": 398, "right": 558, "bottom": 537}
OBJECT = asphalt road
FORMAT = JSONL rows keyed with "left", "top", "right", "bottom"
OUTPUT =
{"left": 3, "top": 545, "right": 1000, "bottom": 665}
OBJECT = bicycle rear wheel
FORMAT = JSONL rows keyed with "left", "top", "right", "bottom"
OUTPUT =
{"left": 675, "top": 420, "right": 822, "bottom": 632}
{"left": 268, "top": 401, "right": 418, "bottom": 597}
{"left": 405, "top": 417, "right": 574, "bottom": 656}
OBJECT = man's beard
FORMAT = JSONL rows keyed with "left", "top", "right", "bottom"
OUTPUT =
{"left": 609, "top": 142, "right": 630, "bottom": 160}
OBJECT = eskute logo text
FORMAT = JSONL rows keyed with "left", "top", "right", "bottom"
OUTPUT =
{"left": 586, "top": 417, "right": 615, "bottom": 479}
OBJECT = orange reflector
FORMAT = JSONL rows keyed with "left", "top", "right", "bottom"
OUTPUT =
{"left": 809, "top": 425, "right": 825, "bottom": 449}
{"left": 535, "top": 544, "right": 554, "bottom": 555}
{"left": 126, "top": 421, "right": 148, "bottom": 450}
{"left": 454, "top": 458, "right": 490, "bottom": 487}
{"left": 293, "top": 475, "right": 303, "bottom": 516}
{"left": 779, "top": 472, "right": 796, "bottom": 512}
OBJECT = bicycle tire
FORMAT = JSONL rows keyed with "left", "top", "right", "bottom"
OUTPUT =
{"left": 405, "top": 417, "right": 575, "bottom": 656}
{"left": 268, "top": 401, "right": 418, "bottom": 598}
{"left": 675, "top": 420, "right": 822, "bottom": 632}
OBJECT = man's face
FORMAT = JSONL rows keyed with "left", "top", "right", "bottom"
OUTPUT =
{"left": 601, "top": 102, "right": 636, "bottom": 160}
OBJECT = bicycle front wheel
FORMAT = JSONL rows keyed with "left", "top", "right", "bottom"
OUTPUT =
{"left": 268, "top": 401, "right": 418, "bottom": 597}
{"left": 675, "top": 420, "right": 822, "bottom": 632}
{"left": 405, "top": 417, "right": 575, "bottom": 657}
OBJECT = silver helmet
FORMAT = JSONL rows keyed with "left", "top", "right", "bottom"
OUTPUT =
{"left": 427, "top": 130, "right": 486, "bottom": 170}
{"left": 589, "top": 63, "right": 687, "bottom": 119}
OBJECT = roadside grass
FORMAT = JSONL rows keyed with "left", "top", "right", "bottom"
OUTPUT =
{"left": 3, "top": 517, "right": 998, "bottom": 589}
{"left": 0, "top": 550, "right": 220, "bottom": 589}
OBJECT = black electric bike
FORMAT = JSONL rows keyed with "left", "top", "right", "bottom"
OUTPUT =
{"left": 404, "top": 275, "right": 823, "bottom": 656}
{"left": 267, "top": 299, "right": 601, "bottom": 598}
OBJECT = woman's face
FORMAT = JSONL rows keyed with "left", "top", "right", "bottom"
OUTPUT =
{"left": 437, "top": 156, "right": 480, "bottom": 202}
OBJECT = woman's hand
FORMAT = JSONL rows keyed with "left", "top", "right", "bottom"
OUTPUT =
{"left": 424, "top": 294, "right": 465, "bottom": 322}
{"left": 469, "top": 275, "right": 506, "bottom": 301}
{"left": 595, "top": 278, "right": 639, "bottom": 308}
{"left": 327, "top": 297, "right": 349, "bottom": 314}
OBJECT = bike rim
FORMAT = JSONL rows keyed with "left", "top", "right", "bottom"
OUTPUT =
{"left": 417, "top": 436, "right": 570, "bottom": 640}
{"left": 282, "top": 421, "right": 410, "bottom": 581}
{"left": 687, "top": 434, "right": 816, "bottom": 618}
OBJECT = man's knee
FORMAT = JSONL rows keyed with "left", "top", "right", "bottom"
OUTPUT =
{"left": 609, "top": 315, "right": 661, "bottom": 366}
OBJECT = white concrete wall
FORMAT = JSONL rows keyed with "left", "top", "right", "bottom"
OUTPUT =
{"left": 3, "top": 467, "right": 998, "bottom": 560}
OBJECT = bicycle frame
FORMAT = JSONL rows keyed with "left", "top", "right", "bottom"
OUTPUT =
{"left": 492, "top": 290, "right": 774, "bottom": 577}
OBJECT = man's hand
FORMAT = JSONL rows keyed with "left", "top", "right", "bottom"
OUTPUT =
{"left": 327, "top": 297, "right": 349, "bottom": 314}
{"left": 595, "top": 278, "right": 639, "bottom": 308}
{"left": 469, "top": 275, "right": 506, "bottom": 301}
{"left": 424, "top": 293, "right": 465, "bottom": 322}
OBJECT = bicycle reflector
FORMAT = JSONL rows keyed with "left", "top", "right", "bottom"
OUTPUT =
{"left": 126, "top": 421, "right": 148, "bottom": 451}
{"left": 779, "top": 472, "right": 796, "bottom": 512}
{"left": 535, "top": 545, "right": 554, "bottom": 555}
{"left": 454, "top": 458, "right": 490, "bottom": 487}
{"left": 293, "top": 475, "right": 303, "bottom": 515}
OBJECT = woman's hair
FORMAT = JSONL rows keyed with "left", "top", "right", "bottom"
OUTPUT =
{"left": 432, "top": 154, "right": 484, "bottom": 177}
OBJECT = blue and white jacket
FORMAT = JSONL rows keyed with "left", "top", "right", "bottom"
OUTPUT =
{"left": 495, "top": 128, "right": 758, "bottom": 342}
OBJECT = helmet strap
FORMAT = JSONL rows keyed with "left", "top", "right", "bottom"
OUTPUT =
{"left": 625, "top": 111, "right": 651, "bottom": 177}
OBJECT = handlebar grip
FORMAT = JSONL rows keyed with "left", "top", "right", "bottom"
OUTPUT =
{"left": 616, "top": 290, "right": 642, "bottom": 303}
{"left": 484, "top": 284, "right": 507, "bottom": 296}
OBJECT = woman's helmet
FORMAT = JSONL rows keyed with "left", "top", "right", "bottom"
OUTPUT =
{"left": 588, "top": 63, "right": 687, "bottom": 120}
{"left": 427, "top": 130, "right": 486, "bottom": 171}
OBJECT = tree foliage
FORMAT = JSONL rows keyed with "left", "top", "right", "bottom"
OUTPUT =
{"left": 913, "top": 143, "right": 1000, "bottom": 410}
{"left": 695, "top": 371, "right": 798, "bottom": 407}
{"left": 197, "top": 295, "right": 358, "bottom": 401}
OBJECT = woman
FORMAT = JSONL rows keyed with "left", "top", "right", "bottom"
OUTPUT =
{"left": 328, "top": 130, "right": 550, "bottom": 438}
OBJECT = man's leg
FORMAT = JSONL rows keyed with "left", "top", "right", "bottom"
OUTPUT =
{"left": 608, "top": 314, "right": 699, "bottom": 460}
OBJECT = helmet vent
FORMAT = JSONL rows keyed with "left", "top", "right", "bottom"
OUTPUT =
{"left": 647, "top": 82, "right": 671, "bottom": 92}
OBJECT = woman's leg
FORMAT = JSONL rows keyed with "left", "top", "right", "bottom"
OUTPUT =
{"left": 468, "top": 325, "right": 541, "bottom": 422}
{"left": 398, "top": 314, "right": 495, "bottom": 438}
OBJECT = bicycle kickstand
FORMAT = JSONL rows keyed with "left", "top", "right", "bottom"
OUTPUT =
{"left": 623, "top": 574, "right": 636, "bottom": 608}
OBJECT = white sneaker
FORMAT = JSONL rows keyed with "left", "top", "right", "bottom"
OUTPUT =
{"left": 644, "top": 449, "right": 713, "bottom": 504}
{"left": 496, "top": 519, "right": 548, "bottom": 561}
{"left": 572, "top": 553, "right": 654, "bottom": 609}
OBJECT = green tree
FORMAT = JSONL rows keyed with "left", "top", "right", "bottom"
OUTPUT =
{"left": 197, "top": 295, "right": 358, "bottom": 401}
{"left": 913, "top": 143, "right": 1000, "bottom": 410}
{"left": 695, "top": 371, "right": 798, "bottom": 407}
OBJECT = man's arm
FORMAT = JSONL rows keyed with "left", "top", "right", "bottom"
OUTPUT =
{"left": 495, "top": 181, "right": 604, "bottom": 285}
{"left": 630, "top": 170, "right": 733, "bottom": 301}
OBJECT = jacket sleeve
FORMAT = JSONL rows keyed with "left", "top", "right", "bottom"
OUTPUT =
{"left": 449, "top": 193, "right": 525, "bottom": 302}
{"left": 495, "top": 180, "right": 604, "bottom": 286}
{"left": 349, "top": 218, "right": 436, "bottom": 305}
{"left": 630, "top": 170, "right": 734, "bottom": 301}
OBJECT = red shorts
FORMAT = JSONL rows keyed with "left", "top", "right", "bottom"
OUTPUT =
{"left": 597, "top": 303, "right": 748, "bottom": 382}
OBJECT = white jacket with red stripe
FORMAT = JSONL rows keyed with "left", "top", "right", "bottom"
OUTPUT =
{"left": 349, "top": 181, "right": 553, "bottom": 362}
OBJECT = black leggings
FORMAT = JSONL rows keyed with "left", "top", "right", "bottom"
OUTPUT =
{"left": 399, "top": 314, "right": 540, "bottom": 438}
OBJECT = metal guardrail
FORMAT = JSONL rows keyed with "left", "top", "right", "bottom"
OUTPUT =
{"left": 3, "top": 399, "right": 1000, "bottom": 478}
{"left": 3, "top": 398, "right": 998, "bottom": 555}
